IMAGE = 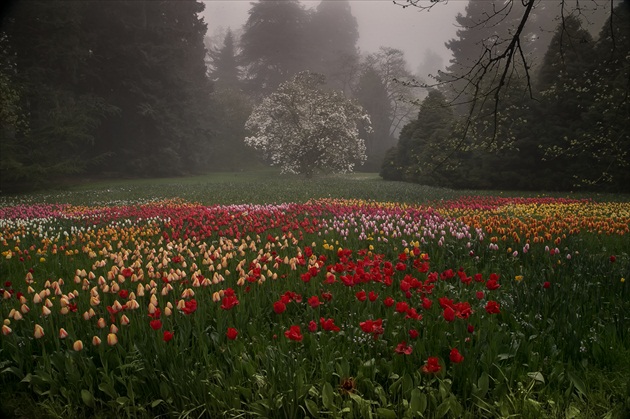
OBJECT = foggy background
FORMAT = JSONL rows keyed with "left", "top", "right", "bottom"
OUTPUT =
{"left": 202, "top": 0, "right": 468, "bottom": 75}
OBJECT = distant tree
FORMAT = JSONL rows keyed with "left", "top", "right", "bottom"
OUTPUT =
{"left": 307, "top": 0, "right": 360, "bottom": 94}
{"left": 210, "top": 87, "right": 257, "bottom": 170}
{"left": 416, "top": 49, "right": 444, "bottom": 84}
{"left": 208, "top": 29, "right": 242, "bottom": 90}
{"left": 382, "top": 90, "right": 456, "bottom": 185}
{"left": 399, "top": 0, "right": 622, "bottom": 146}
{"left": 245, "top": 71, "right": 372, "bottom": 176}
{"left": 240, "top": 0, "right": 309, "bottom": 95}
{"left": 364, "top": 47, "right": 419, "bottom": 137}
{"left": 353, "top": 65, "right": 395, "bottom": 170}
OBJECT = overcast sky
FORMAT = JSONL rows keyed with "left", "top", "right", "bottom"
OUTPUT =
{"left": 199, "top": 0, "right": 468, "bottom": 75}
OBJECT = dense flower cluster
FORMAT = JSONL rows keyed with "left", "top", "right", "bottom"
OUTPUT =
{"left": 1, "top": 196, "right": 627, "bottom": 400}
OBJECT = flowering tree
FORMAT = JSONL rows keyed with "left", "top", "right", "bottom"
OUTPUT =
{"left": 245, "top": 71, "right": 372, "bottom": 176}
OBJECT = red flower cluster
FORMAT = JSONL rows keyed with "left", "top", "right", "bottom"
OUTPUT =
{"left": 449, "top": 348, "right": 464, "bottom": 363}
{"left": 319, "top": 317, "right": 340, "bottom": 332}
{"left": 359, "top": 318, "right": 384, "bottom": 340}
{"left": 485, "top": 300, "right": 501, "bottom": 314}
{"left": 394, "top": 341, "right": 413, "bottom": 355}
{"left": 284, "top": 325, "right": 303, "bottom": 342}
{"left": 182, "top": 299, "right": 197, "bottom": 315}
{"left": 421, "top": 357, "right": 441, "bottom": 374}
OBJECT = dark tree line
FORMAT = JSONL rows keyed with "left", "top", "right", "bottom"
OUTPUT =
{"left": 1, "top": 1, "right": 219, "bottom": 192}
{"left": 1, "top": 0, "right": 419, "bottom": 191}
{"left": 384, "top": 0, "right": 630, "bottom": 192}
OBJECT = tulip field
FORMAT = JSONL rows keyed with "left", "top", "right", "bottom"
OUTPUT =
{"left": 0, "top": 176, "right": 629, "bottom": 418}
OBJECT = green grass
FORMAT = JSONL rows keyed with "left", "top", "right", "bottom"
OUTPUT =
{"left": 2, "top": 170, "right": 628, "bottom": 206}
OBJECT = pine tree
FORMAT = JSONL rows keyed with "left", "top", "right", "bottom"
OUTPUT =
{"left": 240, "top": 0, "right": 309, "bottom": 95}
{"left": 307, "top": 0, "right": 359, "bottom": 93}
{"left": 208, "top": 29, "right": 241, "bottom": 90}
{"left": 353, "top": 65, "right": 394, "bottom": 170}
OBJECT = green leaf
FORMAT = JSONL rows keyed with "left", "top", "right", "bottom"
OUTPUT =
{"left": 477, "top": 372, "right": 489, "bottom": 398}
{"left": 98, "top": 382, "right": 119, "bottom": 399}
{"left": 435, "top": 400, "right": 451, "bottom": 418}
{"left": 565, "top": 404, "right": 581, "bottom": 419}
{"left": 305, "top": 399, "right": 319, "bottom": 418}
{"left": 81, "top": 389, "right": 95, "bottom": 408}
{"left": 527, "top": 371, "right": 545, "bottom": 384}
{"left": 376, "top": 407, "right": 397, "bottom": 419}
{"left": 410, "top": 388, "right": 427, "bottom": 414}
{"left": 151, "top": 399, "right": 164, "bottom": 408}
{"left": 322, "top": 382, "right": 334, "bottom": 410}
{"left": 402, "top": 373, "right": 413, "bottom": 396}
{"left": 567, "top": 370, "right": 587, "bottom": 397}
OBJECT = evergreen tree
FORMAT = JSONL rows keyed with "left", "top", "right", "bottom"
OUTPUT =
{"left": 1, "top": 0, "right": 216, "bottom": 190}
{"left": 530, "top": 16, "right": 596, "bottom": 190}
{"left": 0, "top": 1, "right": 117, "bottom": 192}
{"left": 208, "top": 29, "right": 241, "bottom": 90}
{"left": 240, "top": 0, "right": 309, "bottom": 95}
{"left": 353, "top": 65, "right": 394, "bottom": 170}
{"left": 570, "top": 0, "right": 630, "bottom": 190}
{"left": 382, "top": 90, "right": 456, "bottom": 186}
{"left": 80, "top": 0, "right": 214, "bottom": 176}
{"left": 307, "top": 0, "right": 359, "bottom": 93}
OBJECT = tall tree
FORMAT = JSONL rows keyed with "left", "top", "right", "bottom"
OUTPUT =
{"left": 353, "top": 65, "right": 394, "bottom": 170}
{"left": 364, "top": 47, "right": 419, "bottom": 138}
{"left": 208, "top": 28, "right": 242, "bottom": 90}
{"left": 240, "top": 0, "right": 309, "bottom": 95}
{"left": 382, "top": 90, "right": 456, "bottom": 185}
{"left": 565, "top": 0, "right": 630, "bottom": 190}
{"left": 1, "top": 0, "right": 216, "bottom": 190}
{"left": 307, "top": 0, "right": 360, "bottom": 94}
{"left": 0, "top": 1, "right": 116, "bottom": 192}
{"left": 80, "top": 0, "right": 215, "bottom": 176}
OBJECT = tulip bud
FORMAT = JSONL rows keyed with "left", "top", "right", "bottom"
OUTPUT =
{"left": 92, "top": 336, "right": 101, "bottom": 346}
{"left": 34, "top": 324, "right": 45, "bottom": 339}
{"left": 73, "top": 340, "right": 84, "bottom": 351}
{"left": 42, "top": 306, "right": 52, "bottom": 317}
{"left": 97, "top": 317, "right": 106, "bottom": 329}
{"left": 59, "top": 328, "right": 69, "bottom": 339}
{"left": 110, "top": 324, "right": 118, "bottom": 334}
{"left": 120, "top": 315, "right": 130, "bottom": 326}
{"left": 2, "top": 325, "right": 12, "bottom": 335}
{"left": 107, "top": 333, "right": 118, "bottom": 346}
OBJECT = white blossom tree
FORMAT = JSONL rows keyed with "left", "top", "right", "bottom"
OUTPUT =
{"left": 245, "top": 71, "right": 372, "bottom": 176}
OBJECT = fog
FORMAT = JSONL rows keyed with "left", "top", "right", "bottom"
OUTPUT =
{"left": 201, "top": 0, "right": 468, "bottom": 75}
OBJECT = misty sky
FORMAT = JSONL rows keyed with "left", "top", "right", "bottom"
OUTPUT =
{"left": 199, "top": 0, "right": 468, "bottom": 75}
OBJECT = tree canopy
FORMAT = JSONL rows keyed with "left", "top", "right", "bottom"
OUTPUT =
{"left": 245, "top": 72, "right": 371, "bottom": 176}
